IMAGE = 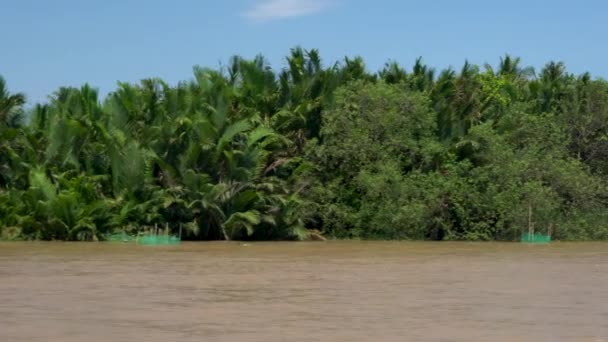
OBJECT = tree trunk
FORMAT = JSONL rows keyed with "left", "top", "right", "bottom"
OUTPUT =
{"left": 221, "top": 226, "right": 230, "bottom": 241}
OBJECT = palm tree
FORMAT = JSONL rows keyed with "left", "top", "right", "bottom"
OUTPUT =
{"left": 0, "top": 76, "right": 26, "bottom": 127}
{"left": 177, "top": 102, "right": 286, "bottom": 240}
{"left": 0, "top": 76, "right": 27, "bottom": 190}
{"left": 531, "top": 61, "right": 570, "bottom": 112}
{"left": 409, "top": 57, "right": 435, "bottom": 92}
{"left": 432, "top": 61, "right": 482, "bottom": 141}
{"left": 227, "top": 54, "right": 279, "bottom": 122}
{"left": 379, "top": 61, "right": 407, "bottom": 84}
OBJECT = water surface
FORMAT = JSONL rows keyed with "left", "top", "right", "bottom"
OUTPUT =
{"left": 1, "top": 241, "right": 607, "bottom": 341}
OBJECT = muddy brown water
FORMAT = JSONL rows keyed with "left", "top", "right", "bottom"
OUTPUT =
{"left": 0, "top": 241, "right": 607, "bottom": 342}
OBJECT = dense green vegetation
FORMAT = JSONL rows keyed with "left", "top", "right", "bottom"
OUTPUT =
{"left": 1, "top": 49, "right": 607, "bottom": 241}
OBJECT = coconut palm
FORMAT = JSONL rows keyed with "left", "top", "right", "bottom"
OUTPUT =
{"left": 379, "top": 61, "right": 407, "bottom": 84}
{"left": 0, "top": 76, "right": 26, "bottom": 127}
{"left": 0, "top": 76, "right": 27, "bottom": 190}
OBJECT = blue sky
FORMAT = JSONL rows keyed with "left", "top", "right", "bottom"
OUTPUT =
{"left": 2, "top": 0, "right": 607, "bottom": 104}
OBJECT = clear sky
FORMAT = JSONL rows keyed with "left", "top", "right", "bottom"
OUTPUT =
{"left": 2, "top": 0, "right": 607, "bottom": 104}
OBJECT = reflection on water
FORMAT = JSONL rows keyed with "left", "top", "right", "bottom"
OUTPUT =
{"left": 1, "top": 241, "right": 607, "bottom": 341}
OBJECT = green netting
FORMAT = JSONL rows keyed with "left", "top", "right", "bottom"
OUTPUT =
{"left": 521, "top": 232, "right": 551, "bottom": 244}
{"left": 106, "top": 231, "right": 181, "bottom": 245}
{"left": 137, "top": 235, "right": 181, "bottom": 246}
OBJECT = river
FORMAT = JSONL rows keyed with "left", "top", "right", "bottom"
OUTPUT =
{"left": 1, "top": 241, "right": 607, "bottom": 341}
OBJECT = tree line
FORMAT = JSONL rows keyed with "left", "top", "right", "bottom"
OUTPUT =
{"left": 1, "top": 48, "right": 607, "bottom": 241}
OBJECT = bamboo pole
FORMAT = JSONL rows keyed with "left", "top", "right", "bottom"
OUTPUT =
{"left": 528, "top": 202, "right": 533, "bottom": 238}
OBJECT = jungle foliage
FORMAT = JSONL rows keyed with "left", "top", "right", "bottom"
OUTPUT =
{"left": 1, "top": 49, "right": 607, "bottom": 241}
